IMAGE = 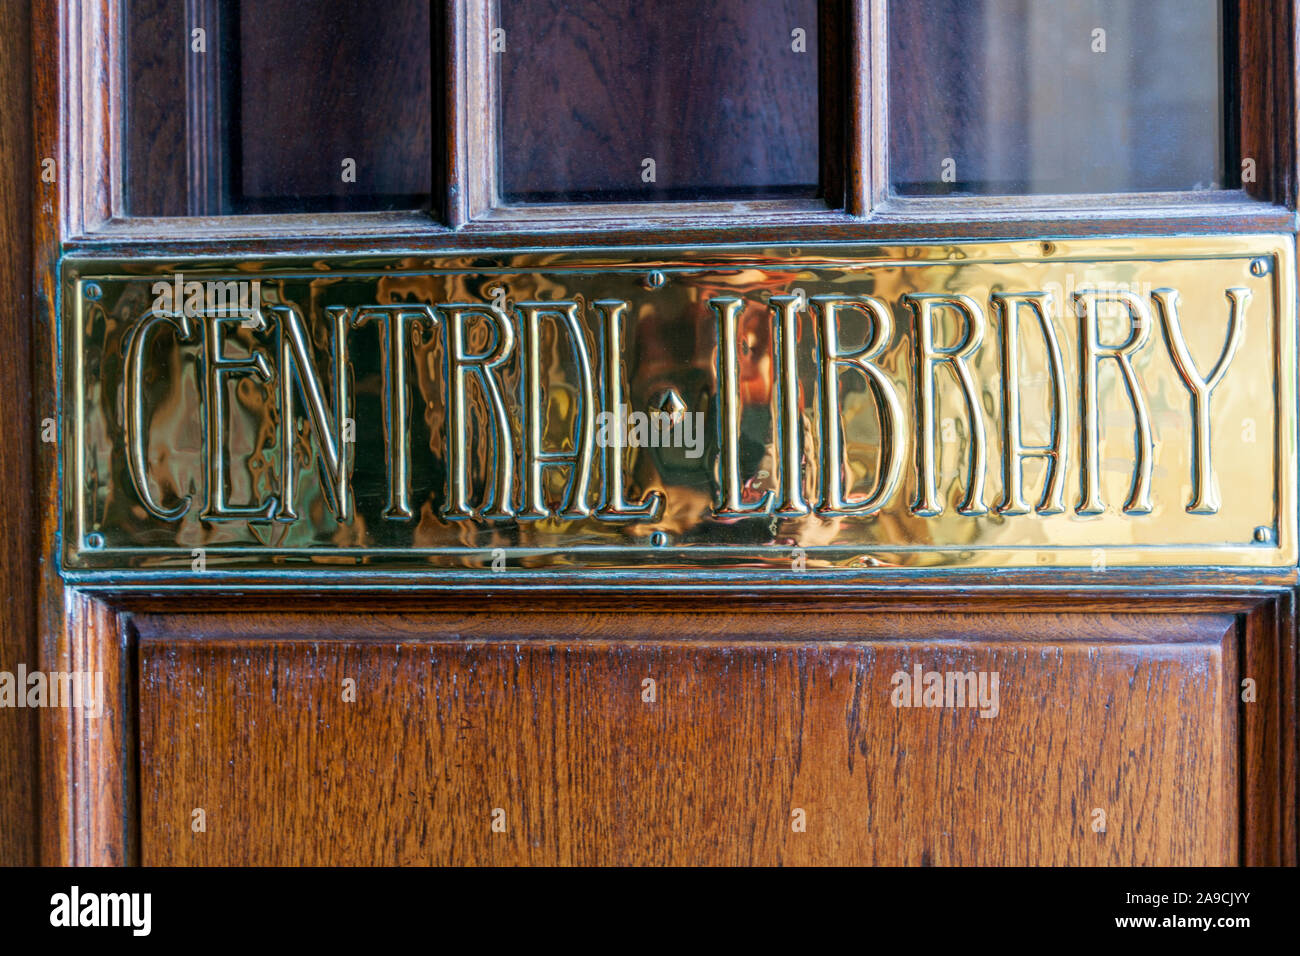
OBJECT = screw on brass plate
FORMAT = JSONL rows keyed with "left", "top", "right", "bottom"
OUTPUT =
{"left": 650, "top": 531, "right": 669, "bottom": 547}
{"left": 1041, "top": 241, "right": 1056, "bottom": 256}
{"left": 644, "top": 271, "right": 666, "bottom": 289}
{"left": 83, "top": 282, "right": 102, "bottom": 300}
{"left": 1250, "top": 257, "right": 1271, "bottom": 277}
{"left": 1254, "top": 526, "right": 1273, "bottom": 544}
{"left": 652, "top": 388, "right": 688, "bottom": 425}
{"left": 84, "top": 532, "right": 105, "bottom": 550}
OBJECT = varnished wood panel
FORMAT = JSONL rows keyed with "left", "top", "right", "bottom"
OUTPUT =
{"left": 137, "top": 611, "right": 1238, "bottom": 865}
{"left": 32, "top": 0, "right": 73, "bottom": 865}
{"left": 1238, "top": 0, "right": 1296, "bottom": 205}
{"left": 0, "top": 0, "right": 36, "bottom": 867}
{"left": 61, "top": 595, "right": 134, "bottom": 865}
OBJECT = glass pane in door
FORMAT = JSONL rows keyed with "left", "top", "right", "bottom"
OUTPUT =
{"left": 888, "top": 0, "right": 1229, "bottom": 195}
{"left": 497, "top": 0, "right": 823, "bottom": 203}
{"left": 125, "top": 0, "right": 435, "bottom": 215}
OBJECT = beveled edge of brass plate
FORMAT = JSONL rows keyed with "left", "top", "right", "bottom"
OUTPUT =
{"left": 57, "top": 235, "right": 1300, "bottom": 582}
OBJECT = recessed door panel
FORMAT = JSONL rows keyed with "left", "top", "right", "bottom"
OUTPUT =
{"left": 136, "top": 611, "right": 1239, "bottom": 865}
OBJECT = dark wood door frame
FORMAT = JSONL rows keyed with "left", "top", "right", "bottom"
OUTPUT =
{"left": 0, "top": 0, "right": 37, "bottom": 869}
{"left": 4, "top": 0, "right": 1299, "bottom": 866}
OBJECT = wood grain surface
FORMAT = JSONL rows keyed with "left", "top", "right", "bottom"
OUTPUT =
{"left": 137, "top": 611, "right": 1239, "bottom": 865}
{"left": 0, "top": 0, "right": 36, "bottom": 867}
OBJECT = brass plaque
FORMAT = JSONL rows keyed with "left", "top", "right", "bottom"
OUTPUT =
{"left": 62, "top": 237, "right": 1297, "bottom": 577}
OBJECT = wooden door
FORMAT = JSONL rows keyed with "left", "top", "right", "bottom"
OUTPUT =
{"left": 1, "top": 0, "right": 1296, "bottom": 867}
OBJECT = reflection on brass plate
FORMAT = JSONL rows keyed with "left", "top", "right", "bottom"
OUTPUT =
{"left": 61, "top": 237, "right": 1297, "bottom": 576}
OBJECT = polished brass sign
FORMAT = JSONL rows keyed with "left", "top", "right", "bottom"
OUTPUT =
{"left": 62, "top": 237, "right": 1297, "bottom": 576}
